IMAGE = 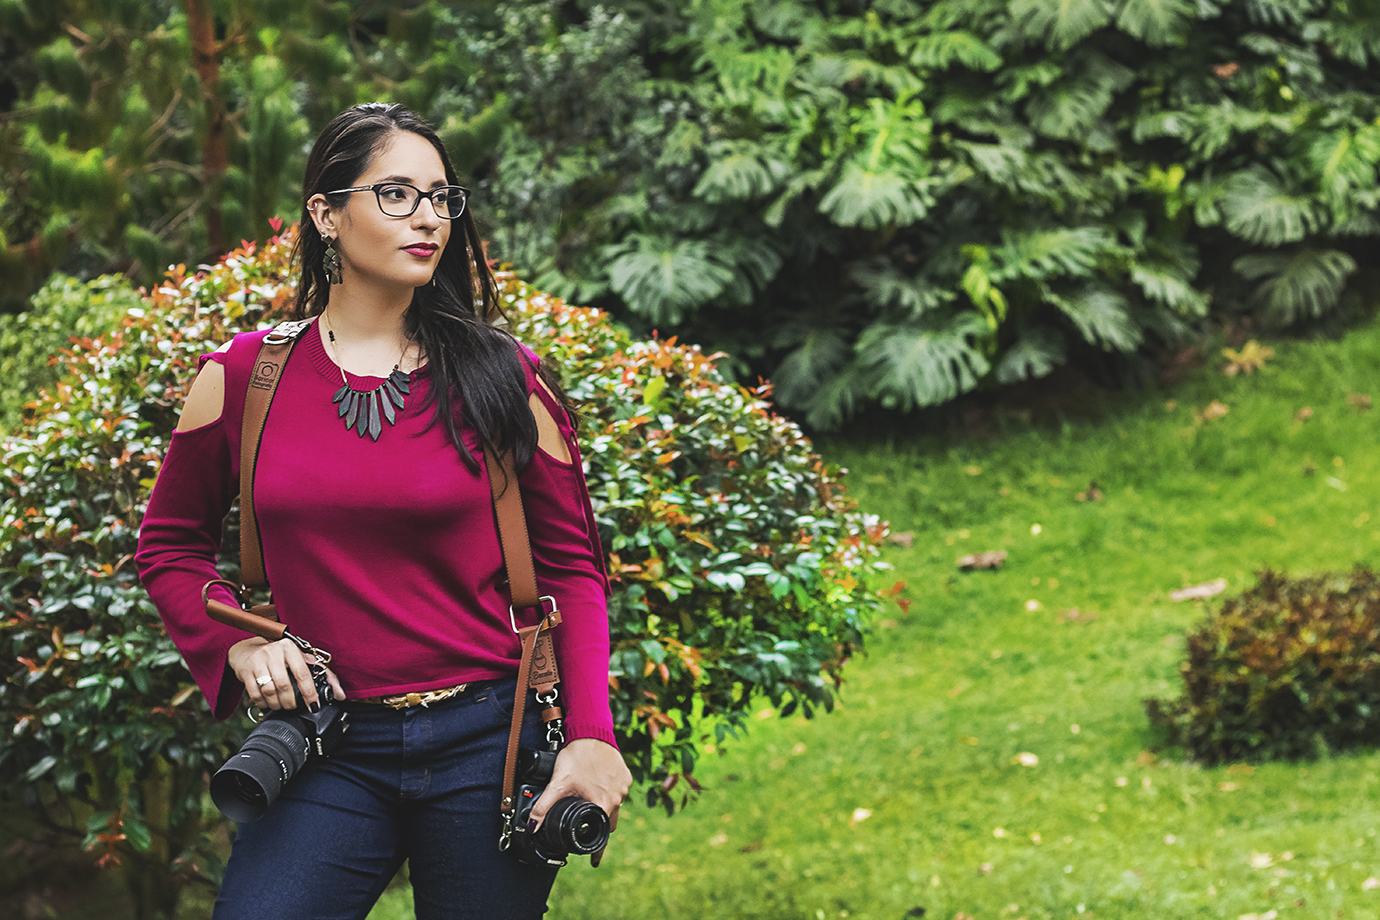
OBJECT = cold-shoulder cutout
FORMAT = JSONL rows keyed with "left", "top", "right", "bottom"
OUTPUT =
{"left": 529, "top": 382, "right": 572, "bottom": 464}
{"left": 174, "top": 342, "right": 233, "bottom": 432}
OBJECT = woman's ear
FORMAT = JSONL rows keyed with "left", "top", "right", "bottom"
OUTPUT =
{"left": 306, "top": 194, "right": 339, "bottom": 238}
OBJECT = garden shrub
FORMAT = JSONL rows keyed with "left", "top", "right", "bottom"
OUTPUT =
{"left": 0, "top": 227, "right": 885, "bottom": 917}
{"left": 1147, "top": 567, "right": 1380, "bottom": 764}
{"left": 0, "top": 273, "right": 146, "bottom": 433}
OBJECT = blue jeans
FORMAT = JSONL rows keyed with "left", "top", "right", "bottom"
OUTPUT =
{"left": 213, "top": 678, "right": 559, "bottom": 920}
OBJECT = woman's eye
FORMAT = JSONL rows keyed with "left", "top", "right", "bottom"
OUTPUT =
{"left": 379, "top": 186, "right": 408, "bottom": 201}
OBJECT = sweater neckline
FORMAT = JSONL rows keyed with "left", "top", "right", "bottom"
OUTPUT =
{"left": 301, "top": 318, "right": 429, "bottom": 388}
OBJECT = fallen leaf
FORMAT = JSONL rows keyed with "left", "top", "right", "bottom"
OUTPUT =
{"left": 850, "top": 808, "right": 872, "bottom": 825}
{"left": 1218, "top": 782, "right": 1239, "bottom": 792}
{"left": 1165, "top": 834, "right": 1177, "bottom": 844}
{"left": 1074, "top": 480, "right": 1104, "bottom": 502}
{"left": 1170, "top": 578, "right": 1227, "bottom": 601}
{"left": 1015, "top": 752, "right": 1039, "bottom": 766}
{"left": 1347, "top": 393, "right": 1372, "bottom": 410}
{"left": 1213, "top": 61, "right": 1240, "bottom": 78}
{"left": 1030, "top": 832, "right": 1042, "bottom": 844}
{"left": 992, "top": 828, "right": 1008, "bottom": 838}
{"left": 1024, "top": 599, "right": 1041, "bottom": 611}
{"left": 1061, "top": 608, "right": 1098, "bottom": 624}
{"left": 708, "top": 833, "right": 728, "bottom": 847}
{"left": 965, "top": 465, "right": 983, "bottom": 476}
{"left": 1295, "top": 407, "right": 1313, "bottom": 422}
{"left": 1138, "top": 751, "right": 1158, "bottom": 766}
{"left": 957, "top": 550, "right": 1007, "bottom": 571}
{"left": 888, "top": 531, "right": 916, "bottom": 547}
{"left": 1227, "top": 763, "right": 1255, "bottom": 776}
{"left": 1030, "top": 524, "right": 1042, "bottom": 535}
{"left": 979, "top": 862, "right": 993, "bottom": 874}
{"left": 1115, "top": 776, "right": 1129, "bottom": 787}
{"left": 1222, "top": 341, "right": 1274, "bottom": 376}
{"left": 1364, "top": 877, "right": 1379, "bottom": 890}
{"left": 1195, "top": 400, "right": 1230, "bottom": 423}
{"left": 1249, "top": 852, "right": 1273, "bottom": 868}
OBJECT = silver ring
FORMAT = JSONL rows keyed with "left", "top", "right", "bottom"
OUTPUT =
{"left": 255, "top": 675, "right": 273, "bottom": 686}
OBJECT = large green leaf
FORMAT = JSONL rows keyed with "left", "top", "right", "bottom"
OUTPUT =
{"left": 772, "top": 327, "right": 853, "bottom": 411}
{"left": 909, "top": 30, "right": 1003, "bottom": 71}
{"left": 818, "top": 162, "right": 933, "bottom": 229}
{"left": 992, "top": 226, "right": 1119, "bottom": 283}
{"left": 855, "top": 312, "right": 991, "bottom": 410}
{"left": 851, "top": 260, "right": 953, "bottom": 317}
{"left": 693, "top": 144, "right": 792, "bottom": 203}
{"left": 1050, "top": 285, "right": 1143, "bottom": 352}
{"left": 1220, "top": 168, "right": 1325, "bottom": 247}
{"left": 1234, "top": 248, "right": 1357, "bottom": 326}
{"left": 1025, "top": 53, "right": 1133, "bottom": 141}
{"left": 1307, "top": 126, "right": 1380, "bottom": 212}
{"left": 995, "top": 325, "right": 1067, "bottom": 384}
{"left": 1131, "top": 257, "right": 1209, "bottom": 317}
{"left": 605, "top": 237, "right": 737, "bottom": 324}
{"left": 1009, "top": 0, "right": 1115, "bottom": 51}
{"left": 1114, "top": 0, "right": 1195, "bottom": 46}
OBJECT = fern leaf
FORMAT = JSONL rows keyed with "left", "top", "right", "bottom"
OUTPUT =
{"left": 910, "top": 30, "right": 1003, "bottom": 71}
{"left": 1114, "top": 0, "right": 1195, "bottom": 46}
{"left": 856, "top": 312, "right": 991, "bottom": 410}
{"left": 605, "top": 236, "right": 736, "bottom": 324}
{"left": 1010, "top": 0, "right": 1115, "bottom": 51}
{"left": 819, "top": 162, "right": 934, "bottom": 230}
{"left": 995, "top": 326, "right": 1067, "bottom": 384}
{"left": 1050, "top": 286, "right": 1143, "bottom": 352}
{"left": 1234, "top": 248, "right": 1357, "bottom": 326}
{"left": 1220, "top": 168, "right": 1324, "bottom": 246}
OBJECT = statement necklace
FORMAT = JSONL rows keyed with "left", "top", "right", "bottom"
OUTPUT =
{"left": 323, "top": 312, "right": 412, "bottom": 442}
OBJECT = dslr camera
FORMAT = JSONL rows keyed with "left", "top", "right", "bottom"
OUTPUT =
{"left": 508, "top": 748, "right": 610, "bottom": 866}
{"left": 209, "top": 665, "right": 349, "bottom": 823}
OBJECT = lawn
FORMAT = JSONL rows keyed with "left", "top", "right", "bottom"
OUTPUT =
{"left": 374, "top": 322, "right": 1380, "bottom": 919}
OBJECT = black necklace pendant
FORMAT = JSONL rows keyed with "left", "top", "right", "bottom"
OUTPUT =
{"left": 332, "top": 367, "right": 411, "bottom": 441}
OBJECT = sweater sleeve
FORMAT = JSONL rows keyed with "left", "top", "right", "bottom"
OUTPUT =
{"left": 518, "top": 349, "right": 616, "bottom": 748}
{"left": 135, "top": 351, "right": 248, "bottom": 721}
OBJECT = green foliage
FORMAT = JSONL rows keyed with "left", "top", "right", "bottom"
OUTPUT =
{"left": 0, "top": 229, "right": 884, "bottom": 913}
{"left": 0, "top": 273, "right": 144, "bottom": 432}
{"left": 9, "top": 0, "right": 1380, "bottom": 427}
{"left": 1149, "top": 568, "right": 1380, "bottom": 765}
{"left": 469, "top": 0, "right": 1380, "bottom": 428}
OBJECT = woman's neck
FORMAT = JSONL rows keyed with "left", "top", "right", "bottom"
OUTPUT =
{"left": 320, "top": 282, "right": 424, "bottom": 375}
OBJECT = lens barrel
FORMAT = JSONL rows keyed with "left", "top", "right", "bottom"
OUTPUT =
{"left": 210, "top": 717, "right": 311, "bottom": 823}
{"left": 536, "top": 796, "right": 610, "bottom": 855}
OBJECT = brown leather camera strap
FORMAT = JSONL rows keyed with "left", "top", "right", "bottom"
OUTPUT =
{"left": 487, "top": 448, "right": 564, "bottom": 825}
{"left": 238, "top": 321, "right": 312, "bottom": 591}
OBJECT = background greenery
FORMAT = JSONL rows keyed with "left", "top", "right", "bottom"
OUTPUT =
{"left": 5, "top": 0, "right": 1380, "bottom": 426}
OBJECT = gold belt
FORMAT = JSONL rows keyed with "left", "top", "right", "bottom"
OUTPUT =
{"left": 352, "top": 682, "right": 469, "bottom": 710}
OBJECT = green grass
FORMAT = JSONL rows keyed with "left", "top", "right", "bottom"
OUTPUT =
{"left": 375, "top": 326, "right": 1380, "bottom": 918}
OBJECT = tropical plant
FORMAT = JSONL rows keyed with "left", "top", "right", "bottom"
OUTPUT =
{"left": 0, "top": 228, "right": 885, "bottom": 916}
{"left": 476, "top": 0, "right": 1380, "bottom": 427}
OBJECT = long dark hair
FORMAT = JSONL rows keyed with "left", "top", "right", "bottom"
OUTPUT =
{"left": 291, "top": 102, "right": 559, "bottom": 474}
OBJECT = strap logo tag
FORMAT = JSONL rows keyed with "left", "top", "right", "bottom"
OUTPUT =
{"left": 251, "top": 360, "right": 279, "bottom": 390}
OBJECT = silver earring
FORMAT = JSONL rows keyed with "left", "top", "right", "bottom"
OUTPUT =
{"left": 323, "top": 237, "right": 343, "bottom": 285}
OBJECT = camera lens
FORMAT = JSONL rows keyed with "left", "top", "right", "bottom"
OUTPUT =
{"left": 538, "top": 796, "right": 610, "bottom": 855}
{"left": 210, "top": 717, "right": 310, "bottom": 823}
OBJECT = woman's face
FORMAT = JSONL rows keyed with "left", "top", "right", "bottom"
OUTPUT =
{"left": 311, "top": 130, "right": 452, "bottom": 292}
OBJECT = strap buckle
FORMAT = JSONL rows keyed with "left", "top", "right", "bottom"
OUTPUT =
{"left": 508, "top": 595, "right": 558, "bottom": 634}
{"left": 262, "top": 319, "right": 312, "bottom": 346}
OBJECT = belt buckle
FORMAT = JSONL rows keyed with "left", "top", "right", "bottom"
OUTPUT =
{"left": 405, "top": 692, "right": 425, "bottom": 707}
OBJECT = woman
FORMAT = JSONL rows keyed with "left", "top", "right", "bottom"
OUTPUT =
{"left": 136, "top": 103, "right": 630, "bottom": 919}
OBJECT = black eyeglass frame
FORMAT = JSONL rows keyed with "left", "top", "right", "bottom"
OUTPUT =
{"left": 325, "top": 183, "right": 470, "bottom": 219}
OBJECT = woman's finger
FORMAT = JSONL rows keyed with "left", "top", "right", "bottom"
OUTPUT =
{"left": 260, "top": 656, "right": 294, "bottom": 709}
{"left": 283, "top": 647, "right": 318, "bottom": 710}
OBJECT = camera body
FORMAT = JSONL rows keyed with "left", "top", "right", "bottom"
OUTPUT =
{"left": 508, "top": 748, "right": 610, "bottom": 866}
{"left": 210, "top": 667, "right": 348, "bottom": 823}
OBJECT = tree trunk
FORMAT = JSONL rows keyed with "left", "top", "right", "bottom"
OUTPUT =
{"left": 185, "top": 0, "right": 228, "bottom": 256}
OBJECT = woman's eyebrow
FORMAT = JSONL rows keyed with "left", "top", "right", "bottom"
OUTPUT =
{"left": 377, "top": 174, "right": 447, "bottom": 188}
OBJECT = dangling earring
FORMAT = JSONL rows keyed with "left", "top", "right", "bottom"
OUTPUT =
{"left": 323, "top": 236, "right": 343, "bottom": 285}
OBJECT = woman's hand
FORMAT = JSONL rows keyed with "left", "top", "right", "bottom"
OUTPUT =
{"left": 227, "top": 637, "right": 346, "bottom": 711}
{"left": 529, "top": 737, "right": 632, "bottom": 867}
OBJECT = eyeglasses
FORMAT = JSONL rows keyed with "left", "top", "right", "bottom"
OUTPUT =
{"left": 326, "top": 183, "right": 469, "bottom": 219}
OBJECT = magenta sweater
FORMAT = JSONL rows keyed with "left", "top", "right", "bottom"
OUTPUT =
{"left": 135, "top": 325, "right": 616, "bottom": 746}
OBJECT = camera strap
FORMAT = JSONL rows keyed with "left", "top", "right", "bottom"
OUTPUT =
{"left": 488, "top": 447, "right": 567, "bottom": 853}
